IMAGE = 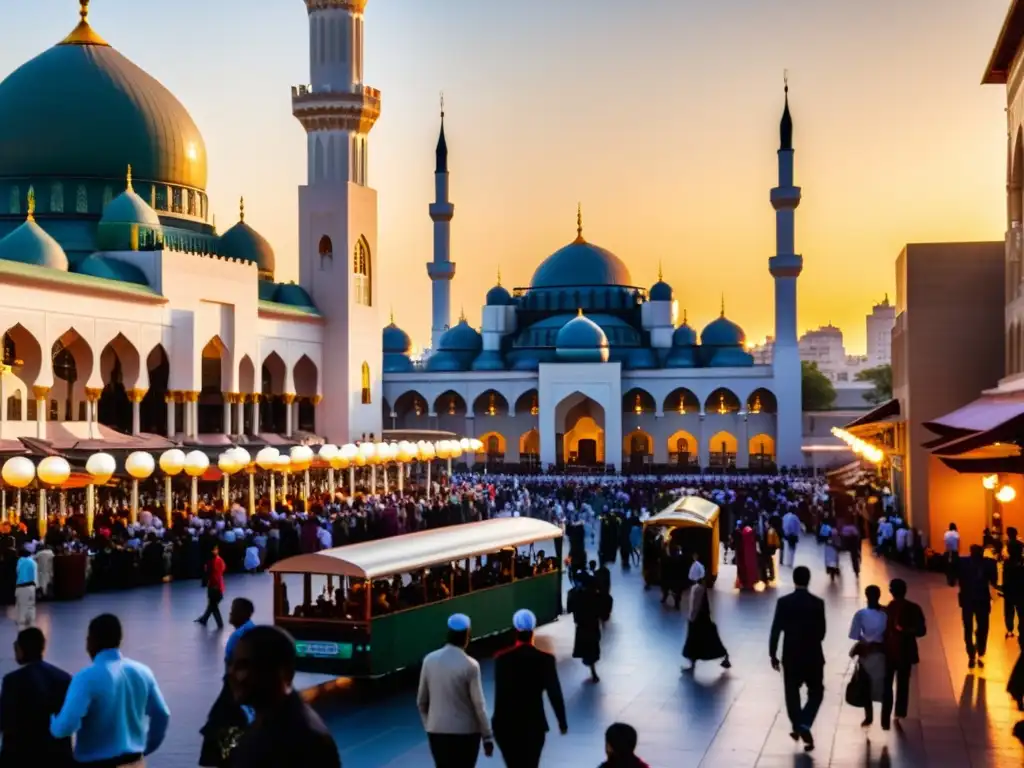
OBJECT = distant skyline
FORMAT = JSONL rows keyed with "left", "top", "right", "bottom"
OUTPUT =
{"left": 0, "top": 0, "right": 1011, "bottom": 352}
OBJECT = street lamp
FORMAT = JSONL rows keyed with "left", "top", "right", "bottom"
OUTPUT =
{"left": 184, "top": 450, "right": 210, "bottom": 515}
{"left": 124, "top": 451, "right": 155, "bottom": 525}
{"left": 85, "top": 452, "right": 116, "bottom": 535}
{"left": 255, "top": 447, "right": 281, "bottom": 505}
{"left": 36, "top": 456, "right": 71, "bottom": 537}
{"left": 1, "top": 457, "right": 34, "bottom": 523}
{"left": 158, "top": 449, "right": 185, "bottom": 528}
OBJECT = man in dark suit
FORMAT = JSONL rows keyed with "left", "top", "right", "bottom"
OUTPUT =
{"left": 882, "top": 578, "right": 926, "bottom": 729}
{"left": 1003, "top": 528, "right": 1024, "bottom": 638}
{"left": 491, "top": 609, "right": 568, "bottom": 768}
{"left": 769, "top": 565, "right": 826, "bottom": 752}
{"left": 958, "top": 544, "right": 997, "bottom": 668}
{"left": 0, "top": 627, "right": 73, "bottom": 767}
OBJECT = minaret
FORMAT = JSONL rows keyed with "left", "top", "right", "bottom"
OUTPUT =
{"left": 294, "top": 0, "right": 382, "bottom": 442}
{"left": 427, "top": 97, "right": 455, "bottom": 353}
{"left": 769, "top": 74, "right": 804, "bottom": 467}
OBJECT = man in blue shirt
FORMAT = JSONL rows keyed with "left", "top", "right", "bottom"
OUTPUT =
{"left": 224, "top": 598, "right": 256, "bottom": 670}
{"left": 15, "top": 547, "right": 37, "bottom": 629}
{"left": 200, "top": 598, "right": 256, "bottom": 765}
{"left": 50, "top": 613, "right": 170, "bottom": 766}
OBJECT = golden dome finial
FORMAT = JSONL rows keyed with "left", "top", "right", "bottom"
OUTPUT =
{"left": 60, "top": 1, "right": 110, "bottom": 47}
{"left": 496, "top": 267, "right": 502, "bottom": 287}
{"left": 720, "top": 294, "right": 725, "bottom": 317}
{"left": 389, "top": 307, "right": 395, "bottom": 324}
{"left": 26, "top": 187, "right": 35, "bottom": 223}
{"left": 125, "top": 164, "right": 133, "bottom": 192}
{"left": 577, "top": 307, "right": 583, "bottom": 317}
{"left": 573, "top": 202, "right": 585, "bottom": 243}
{"left": 459, "top": 306, "right": 466, "bottom": 323}
{"left": 239, "top": 197, "right": 245, "bottom": 222}
{"left": 683, "top": 308, "right": 688, "bottom": 325}
{"left": 658, "top": 261, "right": 663, "bottom": 282}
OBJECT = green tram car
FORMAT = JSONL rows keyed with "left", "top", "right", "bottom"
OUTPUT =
{"left": 270, "top": 517, "right": 565, "bottom": 677}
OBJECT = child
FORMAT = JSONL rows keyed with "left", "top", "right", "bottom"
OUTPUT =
{"left": 599, "top": 722, "right": 650, "bottom": 768}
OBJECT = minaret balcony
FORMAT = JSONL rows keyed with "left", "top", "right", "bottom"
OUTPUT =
{"left": 292, "top": 84, "right": 381, "bottom": 133}
{"left": 770, "top": 186, "right": 802, "bottom": 210}
{"left": 427, "top": 262, "right": 456, "bottom": 280}
{"left": 769, "top": 253, "right": 803, "bottom": 278}
{"left": 429, "top": 202, "right": 454, "bottom": 221}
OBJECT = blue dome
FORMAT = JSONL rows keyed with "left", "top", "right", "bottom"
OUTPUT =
{"left": 650, "top": 280, "right": 673, "bottom": 301}
{"left": 219, "top": 208, "right": 275, "bottom": 278}
{"left": 425, "top": 351, "right": 468, "bottom": 372}
{"left": 510, "top": 355, "right": 541, "bottom": 371}
{"left": 75, "top": 254, "right": 148, "bottom": 285}
{"left": 529, "top": 220, "right": 632, "bottom": 288}
{"left": 439, "top": 319, "right": 483, "bottom": 352}
{"left": 383, "top": 353, "right": 414, "bottom": 373}
{"left": 556, "top": 311, "right": 609, "bottom": 363}
{"left": 101, "top": 184, "right": 161, "bottom": 228}
{"left": 257, "top": 280, "right": 277, "bottom": 301}
{"left": 383, "top": 323, "right": 412, "bottom": 355}
{"left": 701, "top": 314, "right": 746, "bottom": 347}
{"left": 486, "top": 284, "right": 513, "bottom": 306}
{"left": 665, "top": 346, "right": 699, "bottom": 368}
{"left": 672, "top": 322, "right": 697, "bottom": 347}
{"left": 624, "top": 347, "right": 658, "bottom": 370}
{"left": 273, "top": 283, "right": 315, "bottom": 308}
{"left": 707, "top": 347, "right": 755, "bottom": 367}
{"left": 471, "top": 350, "right": 506, "bottom": 371}
{"left": 0, "top": 217, "right": 68, "bottom": 270}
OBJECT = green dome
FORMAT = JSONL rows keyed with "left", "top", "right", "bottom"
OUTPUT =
{"left": 273, "top": 283, "right": 315, "bottom": 308}
{"left": 101, "top": 179, "right": 161, "bottom": 228}
{"left": 219, "top": 202, "right": 275, "bottom": 277}
{"left": 0, "top": 16, "right": 207, "bottom": 191}
{"left": 0, "top": 215, "right": 68, "bottom": 270}
{"left": 75, "top": 253, "right": 148, "bottom": 285}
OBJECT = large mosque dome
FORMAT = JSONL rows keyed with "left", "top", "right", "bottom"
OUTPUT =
{"left": 529, "top": 210, "right": 631, "bottom": 289}
{"left": 0, "top": 4, "right": 209, "bottom": 235}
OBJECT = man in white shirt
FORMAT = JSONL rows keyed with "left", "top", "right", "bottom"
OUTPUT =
{"left": 944, "top": 523, "right": 961, "bottom": 586}
{"left": 781, "top": 509, "right": 802, "bottom": 566}
{"left": 417, "top": 613, "right": 493, "bottom": 767}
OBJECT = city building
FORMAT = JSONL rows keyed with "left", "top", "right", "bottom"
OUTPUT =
{"left": 866, "top": 295, "right": 896, "bottom": 366}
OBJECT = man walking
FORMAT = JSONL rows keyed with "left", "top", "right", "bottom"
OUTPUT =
{"left": 0, "top": 627, "right": 73, "bottom": 767}
{"left": 196, "top": 543, "right": 226, "bottom": 630}
{"left": 50, "top": 613, "right": 171, "bottom": 766}
{"left": 417, "top": 613, "right": 494, "bottom": 767}
{"left": 781, "top": 507, "right": 801, "bottom": 566}
{"left": 769, "top": 565, "right": 826, "bottom": 752}
{"left": 200, "top": 597, "right": 257, "bottom": 766}
{"left": 881, "top": 578, "right": 926, "bottom": 729}
{"left": 958, "top": 544, "right": 996, "bottom": 668}
{"left": 14, "top": 546, "right": 36, "bottom": 629}
{"left": 1004, "top": 528, "right": 1024, "bottom": 638}
{"left": 491, "top": 609, "right": 567, "bottom": 767}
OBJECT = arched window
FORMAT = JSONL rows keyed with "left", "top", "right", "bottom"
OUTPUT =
{"left": 50, "top": 183, "right": 64, "bottom": 213}
{"left": 487, "top": 435, "right": 499, "bottom": 454}
{"left": 76, "top": 185, "right": 88, "bottom": 213}
{"left": 361, "top": 361, "right": 371, "bottom": 404}
{"left": 319, "top": 235, "right": 333, "bottom": 271}
{"left": 676, "top": 437, "right": 689, "bottom": 453}
{"left": 8, "top": 186, "right": 19, "bottom": 215}
{"left": 353, "top": 237, "right": 371, "bottom": 306}
{"left": 6, "top": 390, "right": 21, "bottom": 420}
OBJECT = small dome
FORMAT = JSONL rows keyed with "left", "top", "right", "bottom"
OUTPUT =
{"left": 273, "top": 283, "right": 315, "bottom": 308}
{"left": 707, "top": 347, "right": 755, "bottom": 367}
{"left": 623, "top": 347, "right": 658, "bottom": 370}
{"left": 383, "top": 323, "right": 412, "bottom": 355}
{"left": 529, "top": 207, "right": 632, "bottom": 289}
{"left": 219, "top": 200, "right": 275, "bottom": 277}
{"left": 101, "top": 172, "right": 162, "bottom": 228}
{"left": 425, "top": 351, "right": 468, "bottom": 372}
{"left": 471, "top": 350, "right": 506, "bottom": 371}
{"left": 0, "top": 211, "right": 68, "bottom": 271}
{"left": 555, "top": 311, "right": 609, "bottom": 363}
{"left": 439, "top": 319, "right": 483, "bottom": 352}
{"left": 701, "top": 314, "right": 746, "bottom": 348}
{"left": 672, "top": 321, "right": 698, "bottom": 347}
{"left": 665, "top": 346, "right": 699, "bottom": 368}
{"left": 486, "top": 284, "right": 513, "bottom": 306}
{"left": 75, "top": 254, "right": 148, "bottom": 285}
{"left": 383, "top": 353, "right": 414, "bottom": 374}
{"left": 511, "top": 355, "right": 541, "bottom": 372}
{"left": 649, "top": 280, "right": 673, "bottom": 302}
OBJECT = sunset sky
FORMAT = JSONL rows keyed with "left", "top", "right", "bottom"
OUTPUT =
{"left": 2, "top": 0, "right": 1012, "bottom": 352}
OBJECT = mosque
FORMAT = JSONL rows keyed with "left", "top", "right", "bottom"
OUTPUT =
{"left": 0, "top": 0, "right": 804, "bottom": 472}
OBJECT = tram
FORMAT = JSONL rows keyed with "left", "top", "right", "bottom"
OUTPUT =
{"left": 269, "top": 517, "right": 564, "bottom": 677}
{"left": 642, "top": 495, "right": 721, "bottom": 587}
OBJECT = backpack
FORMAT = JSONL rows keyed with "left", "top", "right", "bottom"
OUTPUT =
{"left": 766, "top": 528, "right": 781, "bottom": 549}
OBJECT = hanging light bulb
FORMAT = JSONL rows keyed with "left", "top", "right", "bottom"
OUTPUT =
{"left": 982, "top": 474, "right": 998, "bottom": 490}
{"left": 997, "top": 485, "right": 1017, "bottom": 503}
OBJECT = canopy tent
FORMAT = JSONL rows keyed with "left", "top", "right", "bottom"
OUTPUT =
{"left": 269, "top": 517, "right": 563, "bottom": 580}
{"left": 644, "top": 495, "right": 720, "bottom": 530}
{"left": 922, "top": 394, "right": 1024, "bottom": 466}
{"left": 844, "top": 399, "right": 901, "bottom": 431}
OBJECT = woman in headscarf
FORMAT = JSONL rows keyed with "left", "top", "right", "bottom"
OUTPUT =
{"left": 735, "top": 525, "right": 759, "bottom": 590}
{"left": 849, "top": 584, "right": 888, "bottom": 728}
{"left": 682, "top": 556, "right": 731, "bottom": 672}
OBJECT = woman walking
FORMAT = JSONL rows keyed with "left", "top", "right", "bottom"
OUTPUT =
{"left": 682, "top": 558, "right": 731, "bottom": 672}
{"left": 848, "top": 584, "right": 888, "bottom": 728}
{"left": 568, "top": 572, "right": 602, "bottom": 682}
{"left": 821, "top": 522, "right": 840, "bottom": 582}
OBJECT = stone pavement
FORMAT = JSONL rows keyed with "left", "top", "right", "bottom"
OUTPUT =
{"left": 1, "top": 538, "right": 1022, "bottom": 767}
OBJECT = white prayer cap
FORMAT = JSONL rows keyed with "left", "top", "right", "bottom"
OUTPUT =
{"left": 688, "top": 560, "right": 706, "bottom": 582}
{"left": 512, "top": 609, "right": 537, "bottom": 632}
{"left": 447, "top": 613, "right": 471, "bottom": 632}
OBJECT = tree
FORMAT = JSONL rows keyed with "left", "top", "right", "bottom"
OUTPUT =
{"left": 855, "top": 364, "right": 892, "bottom": 405}
{"left": 802, "top": 361, "right": 836, "bottom": 411}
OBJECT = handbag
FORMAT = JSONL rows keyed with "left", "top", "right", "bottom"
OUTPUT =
{"left": 845, "top": 662, "right": 870, "bottom": 708}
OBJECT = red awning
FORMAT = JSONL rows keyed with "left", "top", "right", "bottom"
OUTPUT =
{"left": 844, "top": 399, "right": 900, "bottom": 430}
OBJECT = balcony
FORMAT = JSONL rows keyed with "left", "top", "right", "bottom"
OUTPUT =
{"left": 291, "top": 84, "right": 381, "bottom": 118}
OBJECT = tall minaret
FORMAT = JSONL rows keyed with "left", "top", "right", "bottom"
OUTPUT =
{"left": 294, "top": 0, "right": 382, "bottom": 442}
{"left": 769, "top": 74, "right": 804, "bottom": 467}
{"left": 427, "top": 98, "right": 455, "bottom": 352}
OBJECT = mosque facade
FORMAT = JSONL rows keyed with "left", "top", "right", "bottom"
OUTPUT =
{"left": 0, "top": 0, "right": 803, "bottom": 471}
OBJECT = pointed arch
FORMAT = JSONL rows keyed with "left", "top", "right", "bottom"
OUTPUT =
{"left": 261, "top": 351, "right": 286, "bottom": 395}
{"left": 2, "top": 323, "right": 42, "bottom": 391}
{"left": 520, "top": 428, "right": 540, "bottom": 457}
{"left": 361, "top": 361, "right": 371, "bottom": 405}
{"left": 472, "top": 389, "right": 509, "bottom": 417}
{"left": 667, "top": 429, "right": 697, "bottom": 466}
{"left": 98, "top": 333, "right": 140, "bottom": 433}
{"left": 623, "top": 427, "right": 652, "bottom": 470}
{"left": 238, "top": 355, "right": 256, "bottom": 394}
{"left": 434, "top": 390, "right": 466, "bottom": 417}
{"left": 51, "top": 329, "right": 93, "bottom": 422}
{"left": 622, "top": 387, "right": 656, "bottom": 415}
{"left": 475, "top": 431, "right": 506, "bottom": 462}
{"left": 557, "top": 392, "right": 605, "bottom": 467}
{"left": 746, "top": 388, "right": 777, "bottom": 414}
{"left": 199, "top": 336, "right": 229, "bottom": 433}
{"left": 663, "top": 388, "right": 700, "bottom": 415}
{"left": 514, "top": 389, "right": 539, "bottom": 417}
{"left": 705, "top": 387, "right": 740, "bottom": 415}
{"left": 749, "top": 433, "right": 776, "bottom": 471}
{"left": 353, "top": 236, "right": 371, "bottom": 306}
{"left": 394, "top": 390, "right": 428, "bottom": 427}
{"left": 261, "top": 351, "right": 287, "bottom": 433}
{"left": 142, "top": 344, "right": 169, "bottom": 435}
{"left": 293, "top": 354, "right": 318, "bottom": 397}
{"left": 708, "top": 430, "right": 738, "bottom": 469}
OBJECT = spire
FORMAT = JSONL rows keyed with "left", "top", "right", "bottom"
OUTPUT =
{"left": 125, "top": 164, "right": 133, "bottom": 192}
{"left": 573, "top": 203, "right": 585, "bottom": 244}
{"left": 459, "top": 306, "right": 466, "bottom": 323}
{"left": 389, "top": 307, "right": 395, "bottom": 325}
{"left": 780, "top": 70, "right": 793, "bottom": 151}
{"left": 577, "top": 307, "right": 584, "bottom": 317}
{"left": 682, "top": 308, "right": 688, "bottom": 325}
{"left": 496, "top": 267, "right": 502, "bottom": 287}
{"left": 720, "top": 294, "right": 726, "bottom": 317}
{"left": 239, "top": 197, "right": 245, "bottom": 222}
{"left": 657, "top": 261, "right": 663, "bottom": 281}
{"left": 26, "top": 187, "right": 35, "bottom": 223}
{"left": 435, "top": 92, "right": 448, "bottom": 174}
{"left": 60, "top": 1, "right": 109, "bottom": 47}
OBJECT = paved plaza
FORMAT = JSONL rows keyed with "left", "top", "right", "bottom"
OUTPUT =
{"left": 2, "top": 539, "right": 1023, "bottom": 767}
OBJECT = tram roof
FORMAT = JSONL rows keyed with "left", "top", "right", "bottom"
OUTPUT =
{"left": 269, "top": 517, "right": 564, "bottom": 579}
{"left": 644, "top": 495, "right": 720, "bottom": 529}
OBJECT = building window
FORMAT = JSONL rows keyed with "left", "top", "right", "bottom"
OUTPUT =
{"left": 319, "top": 235, "right": 333, "bottom": 271}
{"left": 353, "top": 236, "right": 371, "bottom": 305}
{"left": 26, "top": 399, "right": 36, "bottom": 421}
{"left": 155, "top": 186, "right": 167, "bottom": 210}
{"left": 360, "top": 362, "right": 371, "bottom": 404}
{"left": 6, "top": 390, "right": 21, "bottom": 420}
{"left": 76, "top": 185, "right": 88, "bottom": 213}
{"left": 50, "top": 183, "right": 64, "bottom": 213}
{"left": 171, "top": 188, "right": 182, "bottom": 213}
{"left": 187, "top": 190, "right": 196, "bottom": 216}
{"left": 8, "top": 186, "right": 18, "bottom": 215}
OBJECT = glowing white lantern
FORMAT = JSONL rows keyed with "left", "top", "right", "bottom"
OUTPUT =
{"left": 86, "top": 452, "right": 117, "bottom": 484}
{"left": 159, "top": 449, "right": 186, "bottom": 476}
{"left": 37, "top": 456, "right": 71, "bottom": 486}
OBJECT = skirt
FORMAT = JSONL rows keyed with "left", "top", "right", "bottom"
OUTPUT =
{"left": 572, "top": 624, "right": 601, "bottom": 665}
{"left": 860, "top": 651, "right": 886, "bottom": 703}
{"left": 683, "top": 616, "right": 728, "bottom": 662}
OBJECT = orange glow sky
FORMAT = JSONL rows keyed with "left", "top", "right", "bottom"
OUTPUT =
{"left": 2, "top": 0, "right": 1012, "bottom": 352}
